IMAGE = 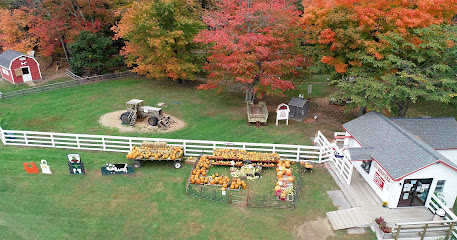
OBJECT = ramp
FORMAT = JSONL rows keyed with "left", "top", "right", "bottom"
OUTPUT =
{"left": 326, "top": 207, "right": 370, "bottom": 230}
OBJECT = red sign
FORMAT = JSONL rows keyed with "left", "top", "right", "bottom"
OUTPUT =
{"left": 373, "top": 172, "right": 385, "bottom": 190}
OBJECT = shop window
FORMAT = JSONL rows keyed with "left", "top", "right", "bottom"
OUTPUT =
{"left": 361, "top": 161, "right": 372, "bottom": 174}
{"left": 434, "top": 180, "right": 445, "bottom": 193}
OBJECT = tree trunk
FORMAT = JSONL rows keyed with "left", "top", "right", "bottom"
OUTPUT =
{"left": 245, "top": 88, "right": 255, "bottom": 102}
{"left": 358, "top": 106, "right": 367, "bottom": 116}
{"left": 59, "top": 34, "right": 70, "bottom": 63}
{"left": 396, "top": 99, "right": 412, "bottom": 117}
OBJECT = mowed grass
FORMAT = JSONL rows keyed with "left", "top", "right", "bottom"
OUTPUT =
{"left": 0, "top": 77, "right": 327, "bottom": 145}
{"left": 0, "top": 145, "right": 376, "bottom": 240}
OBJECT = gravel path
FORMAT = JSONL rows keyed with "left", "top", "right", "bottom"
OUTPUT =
{"left": 99, "top": 110, "right": 187, "bottom": 133}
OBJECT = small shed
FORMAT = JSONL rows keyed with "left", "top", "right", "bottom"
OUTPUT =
{"left": 288, "top": 97, "right": 309, "bottom": 122}
{"left": 0, "top": 50, "right": 42, "bottom": 84}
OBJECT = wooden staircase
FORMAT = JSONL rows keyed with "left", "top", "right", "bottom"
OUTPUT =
{"left": 158, "top": 115, "right": 174, "bottom": 129}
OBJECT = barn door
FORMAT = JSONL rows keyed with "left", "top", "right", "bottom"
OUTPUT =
{"left": 21, "top": 67, "right": 32, "bottom": 82}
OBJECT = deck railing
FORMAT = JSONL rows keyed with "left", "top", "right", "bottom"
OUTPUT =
{"left": 0, "top": 127, "right": 328, "bottom": 162}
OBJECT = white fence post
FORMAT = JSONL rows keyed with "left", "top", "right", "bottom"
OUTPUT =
{"left": 0, "top": 126, "right": 4, "bottom": 144}
{"left": 24, "top": 132, "right": 29, "bottom": 146}
{"left": 51, "top": 134, "right": 55, "bottom": 147}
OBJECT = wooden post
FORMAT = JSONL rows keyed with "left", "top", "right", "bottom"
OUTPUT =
{"left": 445, "top": 222, "right": 455, "bottom": 239}
{"left": 420, "top": 223, "right": 428, "bottom": 239}
{"left": 395, "top": 225, "right": 401, "bottom": 240}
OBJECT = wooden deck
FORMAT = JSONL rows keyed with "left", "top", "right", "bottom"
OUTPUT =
{"left": 326, "top": 162, "right": 434, "bottom": 230}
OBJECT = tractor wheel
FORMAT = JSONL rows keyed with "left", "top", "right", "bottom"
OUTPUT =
{"left": 120, "top": 112, "right": 131, "bottom": 124}
{"left": 132, "top": 160, "right": 142, "bottom": 168}
{"left": 173, "top": 161, "right": 182, "bottom": 169}
{"left": 148, "top": 117, "right": 159, "bottom": 126}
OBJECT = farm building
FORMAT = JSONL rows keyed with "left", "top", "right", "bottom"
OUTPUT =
{"left": 339, "top": 112, "right": 457, "bottom": 209}
{"left": 0, "top": 50, "right": 42, "bottom": 84}
{"left": 288, "top": 97, "right": 309, "bottom": 122}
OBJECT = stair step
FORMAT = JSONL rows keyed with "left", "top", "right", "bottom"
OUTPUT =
{"left": 327, "top": 207, "right": 370, "bottom": 230}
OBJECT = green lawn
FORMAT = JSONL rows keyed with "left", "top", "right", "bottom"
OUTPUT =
{"left": 0, "top": 145, "right": 376, "bottom": 240}
{"left": 0, "top": 77, "right": 72, "bottom": 93}
{"left": 0, "top": 77, "right": 330, "bottom": 145}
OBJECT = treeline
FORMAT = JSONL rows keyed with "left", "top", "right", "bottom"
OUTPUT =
{"left": 0, "top": 0, "right": 455, "bottom": 116}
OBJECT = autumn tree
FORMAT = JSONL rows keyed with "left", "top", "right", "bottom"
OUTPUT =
{"left": 195, "top": 0, "right": 310, "bottom": 102}
{"left": 113, "top": 0, "right": 204, "bottom": 80}
{"left": 0, "top": 8, "right": 36, "bottom": 53}
{"left": 0, "top": 0, "right": 115, "bottom": 60}
{"left": 302, "top": 0, "right": 457, "bottom": 116}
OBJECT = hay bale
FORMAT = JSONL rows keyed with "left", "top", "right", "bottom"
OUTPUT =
{"left": 141, "top": 141, "right": 167, "bottom": 149}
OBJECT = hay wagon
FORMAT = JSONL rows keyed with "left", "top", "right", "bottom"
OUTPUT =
{"left": 126, "top": 141, "right": 184, "bottom": 169}
{"left": 246, "top": 101, "right": 269, "bottom": 125}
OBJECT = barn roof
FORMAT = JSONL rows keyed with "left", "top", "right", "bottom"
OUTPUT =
{"left": 288, "top": 97, "right": 309, "bottom": 107}
{"left": 343, "top": 111, "right": 457, "bottom": 180}
{"left": 0, "top": 50, "right": 26, "bottom": 69}
{"left": 391, "top": 117, "right": 457, "bottom": 149}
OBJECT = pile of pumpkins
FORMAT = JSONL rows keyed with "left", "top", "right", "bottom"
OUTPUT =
{"left": 126, "top": 145, "right": 183, "bottom": 160}
{"left": 275, "top": 160, "right": 295, "bottom": 192}
{"left": 211, "top": 149, "right": 280, "bottom": 162}
{"left": 300, "top": 161, "right": 314, "bottom": 169}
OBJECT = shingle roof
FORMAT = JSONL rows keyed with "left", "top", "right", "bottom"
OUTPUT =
{"left": 348, "top": 147, "right": 374, "bottom": 161}
{"left": 288, "top": 97, "right": 309, "bottom": 107}
{"left": 0, "top": 50, "right": 26, "bottom": 69}
{"left": 343, "top": 111, "right": 457, "bottom": 180}
{"left": 391, "top": 117, "right": 457, "bottom": 149}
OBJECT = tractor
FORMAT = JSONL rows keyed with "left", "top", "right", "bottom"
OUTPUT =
{"left": 120, "top": 99, "right": 174, "bottom": 129}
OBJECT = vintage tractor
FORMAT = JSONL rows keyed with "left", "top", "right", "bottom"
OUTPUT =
{"left": 120, "top": 99, "right": 174, "bottom": 129}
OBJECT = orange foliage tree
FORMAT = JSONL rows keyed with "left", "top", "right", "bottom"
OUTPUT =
{"left": 302, "top": 0, "right": 457, "bottom": 115}
{"left": 113, "top": 0, "right": 204, "bottom": 80}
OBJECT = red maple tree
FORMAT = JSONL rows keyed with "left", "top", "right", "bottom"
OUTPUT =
{"left": 195, "top": 0, "right": 310, "bottom": 101}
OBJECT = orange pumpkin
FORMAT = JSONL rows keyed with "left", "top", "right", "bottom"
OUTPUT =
{"left": 286, "top": 169, "right": 292, "bottom": 176}
{"left": 221, "top": 187, "right": 226, "bottom": 191}
{"left": 277, "top": 171, "right": 283, "bottom": 178}
{"left": 275, "top": 185, "right": 281, "bottom": 191}
{"left": 230, "top": 185, "right": 235, "bottom": 189}
{"left": 288, "top": 176, "right": 294, "bottom": 182}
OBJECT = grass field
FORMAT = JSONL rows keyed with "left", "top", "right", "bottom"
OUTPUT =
{"left": 0, "top": 145, "right": 376, "bottom": 240}
{"left": 0, "top": 77, "right": 343, "bottom": 145}
{"left": 1, "top": 75, "right": 456, "bottom": 239}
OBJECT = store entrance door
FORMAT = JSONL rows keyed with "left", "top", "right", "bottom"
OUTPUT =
{"left": 398, "top": 178, "right": 433, "bottom": 207}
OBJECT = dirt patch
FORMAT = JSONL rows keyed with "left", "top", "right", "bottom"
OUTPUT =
{"left": 294, "top": 217, "right": 335, "bottom": 240}
{"left": 99, "top": 110, "right": 187, "bottom": 133}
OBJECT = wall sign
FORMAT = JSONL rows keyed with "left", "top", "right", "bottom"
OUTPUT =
{"left": 373, "top": 172, "right": 385, "bottom": 190}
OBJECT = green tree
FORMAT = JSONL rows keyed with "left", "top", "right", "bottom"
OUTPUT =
{"left": 68, "top": 31, "right": 121, "bottom": 76}
{"left": 113, "top": 0, "right": 204, "bottom": 81}
{"left": 335, "top": 25, "right": 457, "bottom": 116}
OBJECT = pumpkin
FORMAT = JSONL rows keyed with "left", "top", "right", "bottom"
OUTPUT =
{"left": 196, "top": 179, "right": 201, "bottom": 184}
{"left": 221, "top": 187, "right": 226, "bottom": 191}
{"left": 277, "top": 171, "right": 283, "bottom": 178}
{"left": 242, "top": 185, "right": 246, "bottom": 189}
{"left": 276, "top": 168, "right": 280, "bottom": 173}
{"left": 288, "top": 176, "right": 294, "bottom": 182}
{"left": 230, "top": 185, "right": 235, "bottom": 189}
{"left": 278, "top": 177, "right": 283, "bottom": 182}
{"left": 222, "top": 183, "right": 228, "bottom": 188}
{"left": 210, "top": 180, "right": 216, "bottom": 185}
{"left": 286, "top": 169, "right": 292, "bottom": 176}
{"left": 202, "top": 171, "right": 206, "bottom": 176}
{"left": 275, "top": 185, "right": 281, "bottom": 191}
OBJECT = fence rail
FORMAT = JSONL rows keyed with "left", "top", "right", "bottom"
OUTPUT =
{"left": 0, "top": 69, "right": 137, "bottom": 100}
{"left": 425, "top": 193, "right": 457, "bottom": 240}
{"left": 0, "top": 128, "right": 327, "bottom": 162}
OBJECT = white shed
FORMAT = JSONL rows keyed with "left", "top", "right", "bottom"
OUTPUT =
{"left": 341, "top": 112, "right": 457, "bottom": 209}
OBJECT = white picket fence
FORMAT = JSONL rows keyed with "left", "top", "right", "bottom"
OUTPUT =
{"left": 0, "top": 126, "right": 334, "bottom": 162}
{"left": 315, "top": 131, "right": 353, "bottom": 184}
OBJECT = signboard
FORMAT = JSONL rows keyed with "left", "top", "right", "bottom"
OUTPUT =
{"left": 373, "top": 172, "right": 385, "bottom": 190}
{"left": 275, "top": 103, "right": 290, "bottom": 126}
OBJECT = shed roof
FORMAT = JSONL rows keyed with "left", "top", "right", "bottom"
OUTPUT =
{"left": 343, "top": 111, "right": 457, "bottom": 180}
{"left": 391, "top": 117, "right": 457, "bottom": 149}
{"left": 288, "top": 97, "right": 309, "bottom": 107}
{"left": 0, "top": 50, "right": 26, "bottom": 69}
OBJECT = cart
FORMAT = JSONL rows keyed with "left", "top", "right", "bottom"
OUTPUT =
{"left": 247, "top": 101, "right": 269, "bottom": 125}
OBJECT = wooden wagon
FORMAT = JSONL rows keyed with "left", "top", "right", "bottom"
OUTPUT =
{"left": 246, "top": 101, "right": 269, "bottom": 124}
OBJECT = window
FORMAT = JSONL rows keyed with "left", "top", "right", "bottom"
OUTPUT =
{"left": 14, "top": 68, "right": 23, "bottom": 76}
{"left": 2, "top": 68, "right": 8, "bottom": 76}
{"left": 21, "top": 67, "right": 29, "bottom": 75}
{"left": 361, "top": 161, "right": 372, "bottom": 174}
{"left": 435, "top": 180, "right": 445, "bottom": 193}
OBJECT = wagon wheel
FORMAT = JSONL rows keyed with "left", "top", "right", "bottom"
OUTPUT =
{"left": 132, "top": 160, "right": 142, "bottom": 168}
{"left": 148, "top": 117, "right": 159, "bottom": 126}
{"left": 173, "top": 161, "right": 182, "bottom": 169}
{"left": 120, "top": 112, "right": 131, "bottom": 124}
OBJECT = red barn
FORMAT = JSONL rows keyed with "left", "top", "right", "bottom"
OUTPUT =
{"left": 0, "top": 50, "right": 42, "bottom": 84}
